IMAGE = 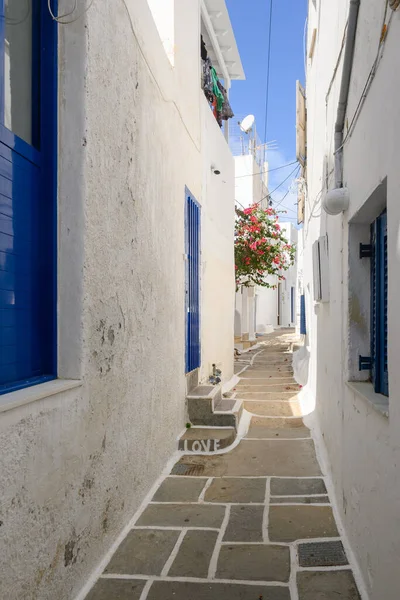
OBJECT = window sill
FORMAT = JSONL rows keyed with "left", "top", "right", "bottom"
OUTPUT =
{"left": 346, "top": 381, "right": 389, "bottom": 418}
{"left": 0, "top": 379, "right": 82, "bottom": 414}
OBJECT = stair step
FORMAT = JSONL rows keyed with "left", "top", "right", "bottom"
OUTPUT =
{"left": 187, "top": 385, "right": 242, "bottom": 429}
{"left": 179, "top": 427, "right": 236, "bottom": 452}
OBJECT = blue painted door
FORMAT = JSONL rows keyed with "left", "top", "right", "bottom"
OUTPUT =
{"left": 185, "top": 189, "right": 200, "bottom": 373}
{"left": 291, "top": 287, "right": 294, "bottom": 324}
{"left": 0, "top": 1, "right": 57, "bottom": 393}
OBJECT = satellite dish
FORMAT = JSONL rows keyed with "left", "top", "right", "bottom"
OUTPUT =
{"left": 239, "top": 114, "right": 255, "bottom": 134}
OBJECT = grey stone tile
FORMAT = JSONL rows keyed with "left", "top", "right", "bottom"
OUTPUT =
{"left": 204, "top": 477, "right": 266, "bottom": 503}
{"left": 136, "top": 503, "right": 225, "bottom": 528}
{"left": 147, "top": 581, "right": 291, "bottom": 600}
{"left": 215, "top": 399, "right": 236, "bottom": 411}
{"left": 269, "top": 506, "right": 339, "bottom": 542}
{"left": 173, "top": 439, "right": 321, "bottom": 477}
{"left": 104, "top": 529, "right": 179, "bottom": 575}
{"left": 151, "top": 477, "right": 207, "bottom": 502}
{"left": 224, "top": 505, "right": 264, "bottom": 542}
{"left": 243, "top": 401, "right": 302, "bottom": 417}
{"left": 246, "top": 417, "right": 310, "bottom": 439}
{"left": 179, "top": 428, "right": 235, "bottom": 451}
{"left": 271, "top": 496, "right": 330, "bottom": 504}
{"left": 297, "top": 570, "right": 361, "bottom": 599}
{"left": 298, "top": 540, "right": 348, "bottom": 567}
{"left": 217, "top": 544, "right": 290, "bottom": 582}
{"left": 85, "top": 579, "right": 145, "bottom": 600}
{"left": 168, "top": 530, "right": 218, "bottom": 578}
{"left": 270, "top": 478, "right": 327, "bottom": 496}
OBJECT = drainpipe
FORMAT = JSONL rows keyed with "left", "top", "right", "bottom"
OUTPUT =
{"left": 323, "top": 0, "right": 360, "bottom": 214}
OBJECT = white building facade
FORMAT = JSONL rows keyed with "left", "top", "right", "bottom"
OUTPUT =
{"left": 0, "top": 2, "right": 244, "bottom": 599}
{"left": 301, "top": 1, "right": 400, "bottom": 598}
{"left": 233, "top": 149, "right": 299, "bottom": 341}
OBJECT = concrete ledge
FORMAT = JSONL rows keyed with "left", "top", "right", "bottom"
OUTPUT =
{"left": 0, "top": 379, "right": 82, "bottom": 414}
{"left": 346, "top": 381, "right": 389, "bottom": 418}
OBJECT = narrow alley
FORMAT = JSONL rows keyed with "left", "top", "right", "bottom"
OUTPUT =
{"left": 84, "top": 332, "right": 361, "bottom": 600}
{"left": 1, "top": 0, "right": 400, "bottom": 598}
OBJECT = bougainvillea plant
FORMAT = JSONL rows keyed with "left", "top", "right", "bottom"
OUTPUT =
{"left": 235, "top": 204, "right": 296, "bottom": 288}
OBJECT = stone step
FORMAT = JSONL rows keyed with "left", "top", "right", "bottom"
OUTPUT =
{"left": 236, "top": 381, "right": 298, "bottom": 390}
{"left": 187, "top": 385, "right": 242, "bottom": 429}
{"left": 252, "top": 360, "right": 293, "bottom": 366}
{"left": 236, "top": 384, "right": 300, "bottom": 393}
{"left": 178, "top": 427, "right": 236, "bottom": 452}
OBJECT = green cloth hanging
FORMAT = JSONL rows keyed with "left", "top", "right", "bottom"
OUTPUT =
{"left": 210, "top": 66, "right": 224, "bottom": 111}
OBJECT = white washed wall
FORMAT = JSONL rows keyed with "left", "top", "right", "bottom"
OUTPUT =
{"left": 303, "top": 1, "right": 400, "bottom": 598}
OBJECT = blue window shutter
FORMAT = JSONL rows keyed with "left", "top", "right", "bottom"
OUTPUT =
{"left": 371, "top": 211, "right": 388, "bottom": 397}
{"left": 370, "top": 220, "right": 378, "bottom": 388}
{"left": 380, "top": 212, "right": 388, "bottom": 396}
{"left": 185, "top": 190, "right": 201, "bottom": 373}
{"left": 300, "top": 294, "right": 306, "bottom": 335}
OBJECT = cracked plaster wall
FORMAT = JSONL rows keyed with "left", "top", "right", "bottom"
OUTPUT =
{"left": 0, "top": 1, "right": 234, "bottom": 598}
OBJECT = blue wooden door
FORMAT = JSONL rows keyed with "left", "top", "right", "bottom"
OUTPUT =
{"left": 0, "top": 1, "right": 57, "bottom": 393}
{"left": 185, "top": 189, "right": 200, "bottom": 373}
{"left": 290, "top": 286, "right": 295, "bottom": 324}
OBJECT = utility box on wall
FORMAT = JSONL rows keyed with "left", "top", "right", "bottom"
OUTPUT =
{"left": 312, "top": 235, "right": 330, "bottom": 302}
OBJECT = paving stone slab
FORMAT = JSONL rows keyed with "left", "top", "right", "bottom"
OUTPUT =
{"left": 239, "top": 393, "right": 300, "bottom": 402}
{"left": 269, "top": 506, "right": 339, "bottom": 542}
{"left": 223, "top": 505, "right": 264, "bottom": 542}
{"left": 270, "top": 478, "right": 327, "bottom": 496}
{"left": 297, "top": 570, "right": 360, "bottom": 599}
{"left": 168, "top": 530, "right": 218, "bottom": 577}
{"left": 85, "top": 579, "right": 145, "bottom": 600}
{"left": 173, "top": 439, "right": 321, "bottom": 477}
{"left": 243, "top": 401, "right": 302, "bottom": 417}
{"left": 236, "top": 381, "right": 297, "bottom": 390}
{"left": 179, "top": 428, "right": 235, "bottom": 451}
{"left": 152, "top": 477, "right": 207, "bottom": 502}
{"left": 104, "top": 529, "right": 179, "bottom": 575}
{"left": 217, "top": 544, "right": 290, "bottom": 582}
{"left": 298, "top": 540, "right": 348, "bottom": 567}
{"left": 136, "top": 503, "right": 225, "bottom": 528}
{"left": 204, "top": 477, "right": 266, "bottom": 503}
{"left": 240, "top": 370, "right": 293, "bottom": 378}
{"left": 246, "top": 417, "right": 310, "bottom": 439}
{"left": 147, "top": 581, "right": 291, "bottom": 600}
{"left": 271, "top": 496, "right": 330, "bottom": 504}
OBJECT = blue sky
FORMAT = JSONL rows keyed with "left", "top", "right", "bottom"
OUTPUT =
{"left": 226, "top": 0, "right": 307, "bottom": 223}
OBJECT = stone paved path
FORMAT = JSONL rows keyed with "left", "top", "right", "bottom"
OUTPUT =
{"left": 85, "top": 331, "right": 361, "bottom": 600}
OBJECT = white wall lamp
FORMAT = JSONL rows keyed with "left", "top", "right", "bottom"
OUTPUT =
{"left": 322, "top": 187, "right": 350, "bottom": 215}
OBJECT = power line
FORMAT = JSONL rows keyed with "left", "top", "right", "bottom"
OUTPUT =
{"left": 234, "top": 160, "right": 298, "bottom": 179}
{"left": 263, "top": 0, "right": 274, "bottom": 148}
{"left": 257, "top": 164, "right": 300, "bottom": 206}
{"left": 271, "top": 165, "right": 301, "bottom": 211}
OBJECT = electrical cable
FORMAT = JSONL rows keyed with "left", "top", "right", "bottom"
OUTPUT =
{"left": 263, "top": 0, "right": 274, "bottom": 151}
{"left": 303, "top": 16, "right": 308, "bottom": 78}
{"left": 116, "top": 0, "right": 200, "bottom": 152}
{"left": 47, "top": 0, "right": 94, "bottom": 24}
{"left": 257, "top": 164, "right": 300, "bottom": 206}
{"left": 235, "top": 160, "right": 298, "bottom": 179}
{"left": 335, "top": 1, "right": 392, "bottom": 154}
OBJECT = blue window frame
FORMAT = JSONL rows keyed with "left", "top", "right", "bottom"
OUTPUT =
{"left": 300, "top": 294, "right": 306, "bottom": 335}
{"left": 0, "top": 1, "right": 58, "bottom": 394}
{"left": 370, "top": 211, "right": 388, "bottom": 396}
{"left": 185, "top": 188, "right": 201, "bottom": 374}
